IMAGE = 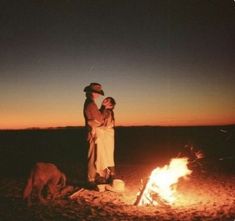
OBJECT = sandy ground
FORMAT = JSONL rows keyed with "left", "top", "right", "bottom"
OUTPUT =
{"left": 0, "top": 163, "right": 235, "bottom": 221}
{"left": 1, "top": 126, "right": 235, "bottom": 220}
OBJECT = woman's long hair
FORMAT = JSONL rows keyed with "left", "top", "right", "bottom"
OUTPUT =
{"left": 105, "top": 97, "right": 116, "bottom": 122}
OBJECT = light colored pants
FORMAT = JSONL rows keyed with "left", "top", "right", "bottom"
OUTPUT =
{"left": 87, "top": 134, "right": 97, "bottom": 182}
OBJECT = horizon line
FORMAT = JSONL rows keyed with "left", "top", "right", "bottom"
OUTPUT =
{"left": 1, "top": 123, "right": 235, "bottom": 131}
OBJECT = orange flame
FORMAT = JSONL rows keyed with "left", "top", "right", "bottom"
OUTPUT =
{"left": 136, "top": 157, "right": 192, "bottom": 206}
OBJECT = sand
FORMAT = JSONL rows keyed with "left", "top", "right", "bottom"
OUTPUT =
{"left": 0, "top": 126, "right": 235, "bottom": 220}
{"left": 0, "top": 163, "right": 235, "bottom": 221}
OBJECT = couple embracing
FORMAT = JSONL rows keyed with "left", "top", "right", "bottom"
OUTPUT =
{"left": 83, "top": 83, "right": 116, "bottom": 189}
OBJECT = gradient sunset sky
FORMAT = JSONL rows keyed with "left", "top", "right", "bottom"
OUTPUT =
{"left": 1, "top": 1, "right": 235, "bottom": 129}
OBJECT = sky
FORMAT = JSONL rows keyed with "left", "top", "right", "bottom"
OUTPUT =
{"left": 0, "top": 0, "right": 235, "bottom": 129}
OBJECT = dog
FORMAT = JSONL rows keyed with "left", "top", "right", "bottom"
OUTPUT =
{"left": 23, "top": 162, "right": 66, "bottom": 205}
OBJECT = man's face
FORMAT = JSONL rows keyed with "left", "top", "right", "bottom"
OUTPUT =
{"left": 92, "top": 92, "right": 100, "bottom": 99}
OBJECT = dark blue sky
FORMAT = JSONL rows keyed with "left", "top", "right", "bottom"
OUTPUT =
{"left": 0, "top": 0, "right": 235, "bottom": 128}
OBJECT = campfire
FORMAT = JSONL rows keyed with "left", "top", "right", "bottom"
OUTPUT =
{"left": 134, "top": 157, "right": 192, "bottom": 206}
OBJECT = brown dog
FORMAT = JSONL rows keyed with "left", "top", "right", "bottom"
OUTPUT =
{"left": 23, "top": 162, "right": 66, "bottom": 205}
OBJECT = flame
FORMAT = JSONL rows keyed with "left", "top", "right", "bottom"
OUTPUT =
{"left": 136, "top": 157, "right": 192, "bottom": 206}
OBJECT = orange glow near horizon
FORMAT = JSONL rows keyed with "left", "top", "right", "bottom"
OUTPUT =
{"left": 1, "top": 77, "right": 235, "bottom": 130}
{"left": 1, "top": 112, "right": 234, "bottom": 130}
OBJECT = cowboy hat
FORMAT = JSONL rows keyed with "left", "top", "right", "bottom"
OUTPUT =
{"left": 83, "top": 82, "right": 104, "bottom": 95}
{"left": 105, "top": 179, "right": 125, "bottom": 193}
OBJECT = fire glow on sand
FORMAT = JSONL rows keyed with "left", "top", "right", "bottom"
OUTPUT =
{"left": 135, "top": 157, "right": 192, "bottom": 206}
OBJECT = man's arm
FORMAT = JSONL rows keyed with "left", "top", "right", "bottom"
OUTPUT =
{"left": 85, "top": 102, "right": 104, "bottom": 124}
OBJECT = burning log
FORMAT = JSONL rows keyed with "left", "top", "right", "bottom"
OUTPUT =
{"left": 134, "top": 157, "right": 192, "bottom": 206}
{"left": 134, "top": 178, "right": 149, "bottom": 206}
{"left": 134, "top": 178, "right": 170, "bottom": 206}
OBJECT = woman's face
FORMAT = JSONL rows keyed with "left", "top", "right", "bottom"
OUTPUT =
{"left": 103, "top": 98, "right": 114, "bottom": 109}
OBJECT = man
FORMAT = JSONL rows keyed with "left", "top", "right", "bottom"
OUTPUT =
{"left": 83, "top": 82, "right": 105, "bottom": 189}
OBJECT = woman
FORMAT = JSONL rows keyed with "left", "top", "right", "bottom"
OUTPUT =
{"left": 95, "top": 97, "right": 116, "bottom": 183}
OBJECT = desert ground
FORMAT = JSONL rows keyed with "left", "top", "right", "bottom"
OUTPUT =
{"left": 0, "top": 126, "right": 235, "bottom": 220}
